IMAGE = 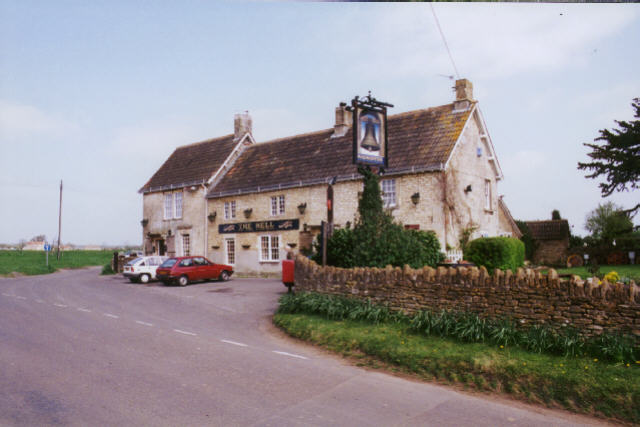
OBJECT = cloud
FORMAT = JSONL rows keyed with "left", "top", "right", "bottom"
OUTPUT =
{"left": 0, "top": 100, "right": 79, "bottom": 140}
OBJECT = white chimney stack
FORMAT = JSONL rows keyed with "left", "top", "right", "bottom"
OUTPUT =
{"left": 234, "top": 111, "right": 252, "bottom": 142}
{"left": 332, "top": 102, "right": 352, "bottom": 138}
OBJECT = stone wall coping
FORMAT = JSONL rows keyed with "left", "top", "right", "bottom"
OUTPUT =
{"left": 294, "top": 255, "right": 639, "bottom": 306}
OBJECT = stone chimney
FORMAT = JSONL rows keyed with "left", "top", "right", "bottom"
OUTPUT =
{"left": 332, "top": 102, "right": 352, "bottom": 138}
{"left": 234, "top": 111, "right": 252, "bottom": 142}
{"left": 453, "top": 79, "right": 474, "bottom": 111}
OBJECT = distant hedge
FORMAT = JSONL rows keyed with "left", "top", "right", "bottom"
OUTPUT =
{"left": 465, "top": 237, "right": 524, "bottom": 272}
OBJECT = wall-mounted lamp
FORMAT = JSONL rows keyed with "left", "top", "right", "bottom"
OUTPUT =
{"left": 464, "top": 185, "right": 472, "bottom": 194}
{"left": 411, "top": 192, "right": 420, "bottom": 205}
{"left": 140, "top": 219, "right": 149, "bottom": 227}
{"left": 297, "top": 203, "right": 307, "bottom": 215}
{"left": 167, "top": 229, "right": 172, "bottom": 237}
{"left": 207, "top": 212, "right": 217, "bottom": 222}
{"left": 244, "top": 208, "right": 253, "bottom": 219}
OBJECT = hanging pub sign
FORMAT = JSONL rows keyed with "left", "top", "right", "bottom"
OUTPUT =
{"left": 219, "top": 219, "right": 299, "bottom": 234}
{"left": 352, "top": 92, "right": 393, "bottom": 167}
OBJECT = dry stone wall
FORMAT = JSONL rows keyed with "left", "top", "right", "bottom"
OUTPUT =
{"left": 294, "top": 255, "right": 640, "bottom": 339}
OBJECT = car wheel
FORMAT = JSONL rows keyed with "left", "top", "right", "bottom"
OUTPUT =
{"left": 219, "top": 270, "right": 230, "bottom": 282}
{"left": 139, "top": 274, "right": 150, "bottom": 284}
{"left": 178, "top": 275, "right": 189, "bottom": 287}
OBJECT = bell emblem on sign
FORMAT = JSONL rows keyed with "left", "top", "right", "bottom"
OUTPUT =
{"left": 359, "top": 111, "right": 381, "bottom": 152}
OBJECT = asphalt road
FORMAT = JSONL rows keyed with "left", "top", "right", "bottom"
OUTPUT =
{"left": 0, "top": 268, "right": 610, "bottom": 426}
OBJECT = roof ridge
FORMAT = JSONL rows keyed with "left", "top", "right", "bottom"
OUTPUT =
{"left": 251, "top": 102, "right": 472, "bottom": 147}
{"left": 256, "top": 128, "right": 334, "bottom": 146}
{"left": 176, "top": 133, "right": 234, "bottom": 150}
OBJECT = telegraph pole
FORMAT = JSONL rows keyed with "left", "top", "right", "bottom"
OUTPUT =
{"left": 57, "top": 179, "right": 62, "bottom": 260}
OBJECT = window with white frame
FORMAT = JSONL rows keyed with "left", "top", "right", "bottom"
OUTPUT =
{"left": 164, "top": 193, "right": 173, "bottom": 219}
{"left": 164, "top": 191, "right": 183, "bottom": 219}
{"left": 174, "top": 191, "right": 183, "bottom": 219}
{"left": 381, "top": 179, "right": 396, "bottom": 208}
{"left": 224, "top": 201, "right": 236, "bottom": 220}
{"left": 182, "top": 234, "right": 190, "bottom": 256}
{"left": 270, "top": 195, "right": 285, "bottom": 216}
{"left": 225, "top": 238, "right": 235, "bottom": 265}
{"left": 260, "top": 235, "right": 280, "bottom": 261}
{"left": 484, "top": 179, "right": 492, "bottom": 211}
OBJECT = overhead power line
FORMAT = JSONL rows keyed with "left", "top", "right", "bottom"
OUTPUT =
{"left": 430, "top": 4, "right": 460, "bottom": 80}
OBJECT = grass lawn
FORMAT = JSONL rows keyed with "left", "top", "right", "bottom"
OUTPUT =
{"left": 554, "top": 264, "right": 640, "bottom": 281}
{"left": 274, "top": 313, "right": 640, "bottom": 424}
{"left": 0, "top": 250, "right": 113, "bottom": 276}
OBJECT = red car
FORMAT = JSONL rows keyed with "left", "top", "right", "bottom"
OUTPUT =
{"left": 156, "top": 256, "right": 233, "bottom": 286}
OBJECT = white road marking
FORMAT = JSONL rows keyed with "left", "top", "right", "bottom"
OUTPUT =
{"left": 15, "top": 296, "right": 27, "bottom": 300}
{"left": 104, "top": 313, "right": 119, "bottom": 319}
{"left": 77, "top": 308, "right": 92, "bottom": 313}
{"left": 53, "top": 303, "right": 67, "bottom": 307}
{"left": 221, "top": 339, "right": 248, "bottom": 347}
{"left": 36, "top": 300, "right": 45, "bottom": 304}
{"left": 136, "top": 320, "right": 154, "bottom": 327}
{"left": 272, "top": 351, "right": 308, "bottom": 360}
{"left": 2, "top": 293, "right": 15, "bottom": 297}
{"left": 174, "top": 329, "right": 197, "bottom": 336}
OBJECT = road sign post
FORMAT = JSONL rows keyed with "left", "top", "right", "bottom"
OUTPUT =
{"left": 44, "top": 243, "right": 51, "bottom": 267}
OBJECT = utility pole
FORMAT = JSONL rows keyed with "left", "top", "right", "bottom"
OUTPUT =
{"left": 57, "top": 179, "right": 62, "bottom": 260}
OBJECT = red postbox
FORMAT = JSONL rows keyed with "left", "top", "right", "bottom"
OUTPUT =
{"left": 282, "top": 259, "right": 295, "bottom": 293}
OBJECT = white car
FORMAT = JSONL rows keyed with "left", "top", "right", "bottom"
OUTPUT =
{"left": 123, "top": 256, "right": 167, "bottom": 283}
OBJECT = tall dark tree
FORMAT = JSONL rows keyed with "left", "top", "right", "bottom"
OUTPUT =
{"left": 578, "top": 98, "right": 640, "bottom": 216}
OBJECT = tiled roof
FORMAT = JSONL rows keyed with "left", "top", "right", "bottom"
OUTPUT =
{"left": 208, "top": 103, "right": 472, "bottom": 198}
{"left": 498, "top": 198, "right": 523, "bottom": 238}
{"left": 525, "top": 220, "right": 570, "bottom": 241}
{"left": 140, "top": 135, "right": 236, "bottom": 193}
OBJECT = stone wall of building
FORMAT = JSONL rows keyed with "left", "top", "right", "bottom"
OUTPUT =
{"left": 294, "top": 255, "right": 640, "bottom": 339}
{"left": 533, "top": 239, "right": 569, "bottom": 266}
{"left": 142, "top": 186, "right": 207, "bottom": 257}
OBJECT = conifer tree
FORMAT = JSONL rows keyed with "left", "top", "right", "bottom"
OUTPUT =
{"left": 578, "top": 98, "right": 640, "bottom": 216}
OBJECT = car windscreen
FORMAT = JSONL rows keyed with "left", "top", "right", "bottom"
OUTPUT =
{"left": 159, "top": 258, "right": 177, "bottom": 268}
{"left": 126, "top": 258, "right": 143, "bottom": 266}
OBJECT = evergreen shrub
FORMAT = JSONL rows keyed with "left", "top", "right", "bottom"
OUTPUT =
{"left": 314, "top": 167, "right": 443, "bottom": 269}
{"left": 465, "top": 237, "right": 524, "bottom": 272}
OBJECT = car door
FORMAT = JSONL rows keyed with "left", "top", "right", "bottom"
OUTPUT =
{"left": 178, "top": 258, "right": 195, "bottom": 280}
{"left": 192, "top": 257, "right": 211, "bottom": 280}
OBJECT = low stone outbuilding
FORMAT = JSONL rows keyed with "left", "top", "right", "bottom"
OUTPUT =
{"left": 526, "top": 219, "right": 570, "bottom": 266}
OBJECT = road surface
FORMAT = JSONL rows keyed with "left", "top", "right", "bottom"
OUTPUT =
{"left": 0, "top": 268, "right": 609, "bottom": 426}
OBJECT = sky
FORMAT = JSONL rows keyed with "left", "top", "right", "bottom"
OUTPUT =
{"left": 1, "top": 1, "right": 639, "bottom": 246}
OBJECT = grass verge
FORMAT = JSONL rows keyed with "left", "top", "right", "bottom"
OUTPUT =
{"left": 273, "top": 313, "right": 640, "bottom": 424}
{"left": 554, "top": 264, "right": 640, "bottom": 282}
{"left": 0, "top": 250, "right": 113, "bottom": 276}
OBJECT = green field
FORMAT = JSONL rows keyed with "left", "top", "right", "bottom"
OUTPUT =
{"left": 0, "top": 250, "right": 113, "bottom": 276}
{"left": 554, "top": 265, "right": 640, "bottom": 282}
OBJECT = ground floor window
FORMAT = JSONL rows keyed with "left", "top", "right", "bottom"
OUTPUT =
{"left": 225, "top": 238, "right": 235, "bottom": 265}
{"left": 182, "top": 234, "right": 190, "bottom": 257}
{"left": 260, "top": 235, "right": 280, "bottom": 262}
